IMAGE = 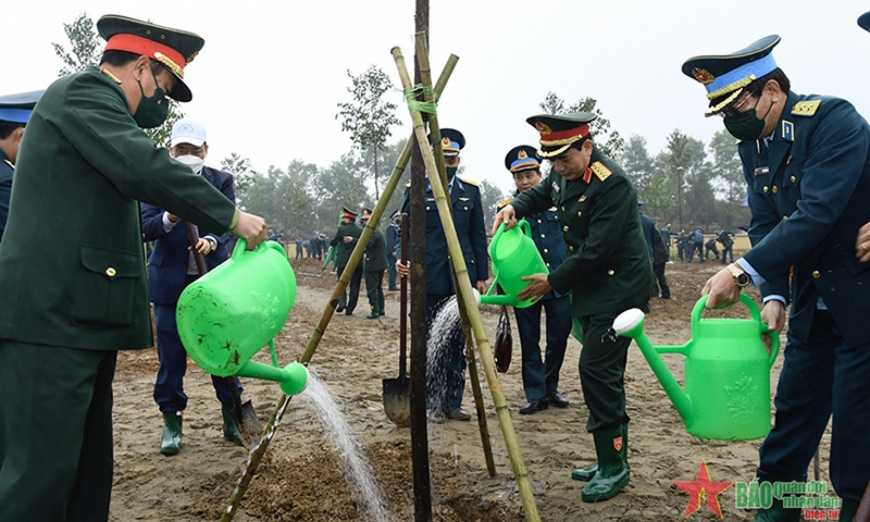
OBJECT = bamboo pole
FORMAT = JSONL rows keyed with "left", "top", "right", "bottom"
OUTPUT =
{"left": 413, "top": 32, "right": 496, "bottom": 477}
{"left": 392, "top": 46, "right": 541, "bottom": 522}
{"left": 219, "top": 56, "right": 459, "bottom": 522}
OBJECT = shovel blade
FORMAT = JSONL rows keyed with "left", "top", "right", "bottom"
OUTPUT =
{"left": 382, "top": 377, "right": 410, "bottom": 426}
{"left": 229, "top": 399, "right": 262, "bottom": 448}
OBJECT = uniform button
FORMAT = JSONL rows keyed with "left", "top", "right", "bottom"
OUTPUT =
{"left": 763, "top": 186, "right": 769, "bottom": 193}
{"left": 537, "top": 219, "right": 542, "bottom": 224}
{"left": 541, "top": 234, "right": 546, "bottom": 238}
{"left": 783, "top": 215, "right": 789, "bottom": 220}
{"left": 563, "top": 226, "right": 569, "bottom": 232}
{"left": 464, "top": 206, "right": 468, "bottom": 210}
{"left": 426, "top": 206, "right": 430, "bottom": 211}
{"left": 105, "top": 267, "right": 117, "bottom": 277}
{"left": 544, "top": 249, "right": 549, "bottom": 254}
{"left": 772, "top": 186, "right": 778, "bottom": 194}
{"left": 569, "top": 246, "right": 574, "bottom": 251}
{"left": 561, "top": 206, "right": 565, "bottom": 212}
{"left": 577, "top": 211, "right": 582, "bottom": 217}
{"left": 607, "top": 270, "right": 615, "bottom": 276}
{"left": 812, "top": 271, "right": 821, "bottom": 279}
{"left": 790, "top": 176, "right": 796, "bottom": 183}
{"left": 470, "top": 260, "right": 474, "bottom": 264}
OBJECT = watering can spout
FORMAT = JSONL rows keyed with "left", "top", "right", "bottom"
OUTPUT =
{"left": 613, "top": 309, "right": 694, "bottom": 424}
{"left": 237, "top": 360, "right": 309, "bottom": 396}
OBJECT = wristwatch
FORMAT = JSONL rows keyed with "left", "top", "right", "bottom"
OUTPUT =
{"left": 727, "top": 263, "right": 751, "bottom": 288}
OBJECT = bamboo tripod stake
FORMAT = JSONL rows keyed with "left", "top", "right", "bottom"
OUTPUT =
{"left": 392, "top": 45, "right": 542, "bottom": 522}
{"left": 413, "top": 32, "right": 496, "bottom": 477}
{"left": 219, "top": 57, "right": 459, "bottom": 522}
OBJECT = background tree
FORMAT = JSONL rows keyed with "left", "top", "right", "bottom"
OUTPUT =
{"left": 53, "top": 11, "right": 184, "bottom": 146}
{"left": 311, "top": 153, "right": 373, "bottom": 234}
{"left": 336, "top": 65, "right": 402, "bottom": 201}
{"left": 539, "top": 92, "right": 625, "bottom": 157}
{"left": 708, "top": 130, "right": 749, "bottom": 228}
{"left": 221, "top": 153, "right": 257, "bottom": 198}
{"left": 478, "top": 180, "right": 510, "bottom": 233}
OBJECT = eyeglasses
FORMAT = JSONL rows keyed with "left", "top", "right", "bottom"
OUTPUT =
{"left": 719, "top": 90, "right": 760, "bottom": 118}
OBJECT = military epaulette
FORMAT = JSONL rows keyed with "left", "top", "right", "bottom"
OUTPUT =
{"left": 791, "top": 100, "right": 820, "bottom": 117}
{"left": 458, "top": 176, "right": 479, "bottom": 187}
{"left": 590, "top": 161, "right": 612, "bottom": 182}
{"left": 497, "top": 196, "right": 514, "bottom": 210}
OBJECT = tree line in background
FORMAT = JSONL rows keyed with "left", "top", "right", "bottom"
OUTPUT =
{"left": 55, "top": 12, "right": 749, "bottom": 241}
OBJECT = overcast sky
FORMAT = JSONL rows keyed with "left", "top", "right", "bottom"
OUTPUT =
{"left": 7, "top": 1, "right": 870, "bottom": 196}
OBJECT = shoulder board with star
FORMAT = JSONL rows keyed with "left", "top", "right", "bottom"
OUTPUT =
{"left": 791, "top": 100, "right": 820, "bottom": 117}
{"left": 497, "top": 196, "right": 514, "bottom": 210}
{"left": 590, "top": 161, "right": 612, "bottom": 182}
{"left": 458, "top": 176, "right": 478, "bottom": 187}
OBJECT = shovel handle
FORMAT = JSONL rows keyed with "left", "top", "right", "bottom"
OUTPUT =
{"left": 399, "top": 213, "right": 409, "bottom": 377}
{"left": 184, "top": 222, "right": 209, "bottom": 276}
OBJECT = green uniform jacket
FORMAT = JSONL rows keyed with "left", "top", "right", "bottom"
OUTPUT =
{"left": 509, "top": 147, "right": 653, "bottom": 317}
{"left": 330, "top": 222, "right": 363, "bottom": 269}
{"left": 0, "top": 67, "right": 237, "bottom": 351}
{"left": 364, "top": 227, "right": 388, "bottom": 272}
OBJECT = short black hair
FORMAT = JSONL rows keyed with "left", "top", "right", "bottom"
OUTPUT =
{"left": 710, "top": 67, "right": 791, "bottom": 109}
{"left": 568, "top": 135, "right": 592, "bottom": 152}
{"left": 0, "top": 121, "right": 24, "bottom": 140}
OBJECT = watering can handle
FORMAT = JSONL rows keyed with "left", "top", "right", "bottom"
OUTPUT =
{"left": 232, "top": 237, "right": 284, "bottom": 259}
{"left": 518, "top": 218, "right": 531, "bottom": 237}
{"left": 693, "top": 293, "right": 779, "bottom": 366}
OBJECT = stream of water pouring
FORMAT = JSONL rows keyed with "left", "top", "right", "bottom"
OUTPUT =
{"left": 426, "top": 296, "right": 463, "bottom": 416}
{"left": 299, "top": 374, "right": 391, "bottom": 522}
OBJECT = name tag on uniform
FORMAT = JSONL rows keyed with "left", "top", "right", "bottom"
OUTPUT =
{"left": 551, "top": 181, "right": 560, "bottom": 193}
{"left": 754, "top": 166, "right": 769, "bottom": 176}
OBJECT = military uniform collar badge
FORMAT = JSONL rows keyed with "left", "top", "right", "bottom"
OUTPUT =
{"left": 781, "top": 120, "right": 794, "bottom": 142}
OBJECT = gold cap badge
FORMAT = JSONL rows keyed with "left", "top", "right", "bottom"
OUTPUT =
{"left": 692, "top": 68, "right": 715, "bottom": 85}
{"left": 535, "top": 122, "right": 553, "bottom": 135}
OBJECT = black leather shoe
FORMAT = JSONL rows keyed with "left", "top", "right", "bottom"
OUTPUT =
{"left": 547, "top": 391, "right": 569, "bottom": 408}
{"left": 447, "top": 407, "right": 471, "bottom": 421}
{"left": 336, "top": 305, "right": 345, "bottom": 313}
{"left": 519, "top": 399, "right": 549, "bottom": 414}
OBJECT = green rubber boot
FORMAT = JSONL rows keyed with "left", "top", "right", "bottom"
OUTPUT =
{"left": 572, "top": 424, "right": 629, "bottom": 481}
{"left": 751, "top": 470, "right": 805, "bottom": 522}
{"left": 221, "top": 404, "right": 243, "bottom": 446}
{"left": 366, "top": 307, "right": 380, "bottom": 319}
{"left": 838, "top": 499, "right": 859, "bottom": 522}
{"left": 581, "top": 425, "right": 630, "bottom": 502}
{"left": 160, "top": 412, "right": 183, "bottom": 456}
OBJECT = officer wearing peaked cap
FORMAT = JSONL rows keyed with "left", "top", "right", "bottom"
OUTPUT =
{"left": 494, "top": 112, "right": 653, "bottom": 502}
{"left": 331, "top": 207, "right": 363, "bottom": 315}
{"left": 396, "top": 127, "right": 489, "bottom": 422}
{"left": 0, "top": 90, "right": 42, "bottom": 241}
{"left": 684, "top": 35, "right": 870, "bottom": 522}
{"left": 0, "top": 15, "right": 268, "bottom": 520}
{"left": 498, "top": 145, "right": 571, "bottom": 416}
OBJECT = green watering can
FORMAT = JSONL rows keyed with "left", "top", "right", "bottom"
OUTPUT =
{"left": 613, "top": 293, "right": 779, "bottom": 441}
{"left": 479, "top": 220, "right": 549, "bottom": 309}
{"left": 176, "top": 239, "right": 308, "bottom": 396}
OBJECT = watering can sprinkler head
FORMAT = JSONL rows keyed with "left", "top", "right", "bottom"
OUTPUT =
{"left": 471, "top": 288, "right": 482, "bottom": 307}
{"left": 279, "top": 362, "right": 309, "bottom": 396}
{"left": 613, "top": 308, "right": 646, "bottom": 338}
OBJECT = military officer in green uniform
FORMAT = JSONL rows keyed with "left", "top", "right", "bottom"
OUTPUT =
{"left": 493, "top": 113, "right": 653, "bottom": 502}
{"left": 0, "top": 90, "right": 42, "bottom": 242}
{"left": 360, "top": 208, "right": 387, "bottom": 319}
{"left": 0, "top": 15, "right": 267, "bottom": 522}
{"left": 331, "top": 207, "right": 363, "bottom": 315}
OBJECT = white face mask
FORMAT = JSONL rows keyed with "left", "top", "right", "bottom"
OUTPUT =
{"left": 175, "top": 154, "right": 205, "bottom": 174}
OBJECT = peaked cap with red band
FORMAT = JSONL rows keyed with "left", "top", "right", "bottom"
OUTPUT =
{"left": 341, "top": 208, "right": 358, "bottom": 220}
{"left": 526, "top": 112, "right": 597, "bottom": 159}
{"left": 97, "top": 15, "right": 205, "bottom": 102}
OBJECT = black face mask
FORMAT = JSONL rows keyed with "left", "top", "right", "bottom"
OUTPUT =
{"left": 133, "top": 65, "right": 169, "bottom": 129}
{"left": 445, "top": 166, "right": 458, "bottom": 180}
{"left": 722, "top": 94, "right": 775, "bottom": 142}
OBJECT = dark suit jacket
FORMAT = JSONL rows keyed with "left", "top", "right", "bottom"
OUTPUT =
{"left": 141, "top": 166, "right": 235, "bottom": 304}
{"left": 739, "top": 91, "right": 870, "bottom": 347}
{"left": 0, "top": 67, "right": 237, "bottom": 351}
{"left": 364, "top": 227, "right": 388, "bottom": 272}
{"left": 400, "top": 176, "right": 489, "bottom": 296}
{"left": 0, "top": 150, "right": 12, "bottom": 243}
{"left": 510, "top": 147, "right": 653, "bottom": 317}
{"left": 330, "top": 222, "right": 362, "bottom": 269}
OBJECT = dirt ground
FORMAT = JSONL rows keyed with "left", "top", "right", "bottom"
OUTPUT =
{"left": 108, "top": 257, "right": 831, "bottom": 522}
